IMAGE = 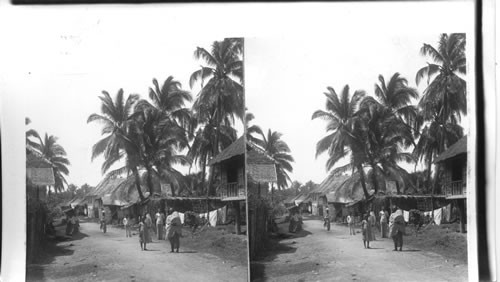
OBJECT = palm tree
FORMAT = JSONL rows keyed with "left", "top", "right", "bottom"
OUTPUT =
{"left": 25, "top": 117, "right": 41, "bottom": 152}
{"left": 259, "top": 129, "right": 294, "bottom": 190}
{"left": 356, "top": 100, "right": 415, "bottom": 194}
{"left": 312, "top": 85, "right": 371, "bottom": 199}
{"left": 130, "top": 108, "right": 191, "bottom": 197}
{"left": 374, "top": 72, "right": 419, "bottom": 129}
{"left": 133, "top": 76, "right": 193, "bottom": 196}
{"left": 416, "top": 33, "right": 466, "bottom": 124}
{"left": 245, "top": 111, "right": 264, "bottom": 147}
{"left": 35, "top": 133, "right": 70, "bottom": 193}
{"left": 189, "top": 38, "right": 244, "bottom": 196}
{"left": 413, "top": 113, "right": 463, "bottom": 193}
{"left": 188, "top": 108, "right": 237, "bottom": 196}
{"left": 87, "top": 89, "right": 146, "bottom": 200}
{"left": 415, "top": 33, "right": 466, "bottom": 199}
{"left": 136, "top": 76, "right": 193, "bottom": 132}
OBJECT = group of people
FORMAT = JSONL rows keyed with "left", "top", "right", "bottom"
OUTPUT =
{"left": 346, "top": 206, "right": 405, "bottom": 251}
{"left": 122, "top": 209, "right": 183, "bottom": 252}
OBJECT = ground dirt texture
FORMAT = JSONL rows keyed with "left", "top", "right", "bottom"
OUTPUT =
{"left": 251, "top": 215, "right": 467, "bottom": 282}
{"left": 27, "top": 218, "right": 248, "bottom": 282}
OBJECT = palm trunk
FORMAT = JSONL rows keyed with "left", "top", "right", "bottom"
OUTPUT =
{"left": 369, "top": 162, "right": 380, "bottom": 194}
{"left": 201, "top": 156, "right": 207, "bottom": 196}
{"left": 145, "top": 165, "right": 154, "bottom": 196}
{"left": 271, "top": 183, "right": 275, "bottom": 204}
{"left": 132, "top": 167, "right": 145, "bottom": 201}
{"left": 170, "top": 182, "right": 176, "bottom": 197}
{"left": 427, "top": 156, "right": 432, "bottom": 194}
{"left": 357, "top": 165, "right": 370, "bottom": 199}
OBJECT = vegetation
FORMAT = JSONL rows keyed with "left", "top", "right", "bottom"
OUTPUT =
{"left": 86, "top": 38, "right": 245, "bottom": 200}
{"left": 26, "top": 117, "right": 71, "bottom": 194}
{"left": 311, "top": 33, "right": 466, "bottom": 199}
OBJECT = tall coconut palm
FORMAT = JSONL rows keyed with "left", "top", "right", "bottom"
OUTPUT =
{"left": 136, "top": 76, "right": 193, "bottom": 133}
{"left": 245, "top": 111, "right": 264, "bottom": 147}
{"left": 188, "top": 107, "right": 237, "bottom": 196}
{"left": 189, "top": 38, "right": 244, "bottom": 196}
{"left": 356, "top": 99, "right": 415, "bottom": 194}
{"left": 25, "top": 117, "right": 41, "bottom": 152}
{"left": 312, "top": 85, "right": 370, "bottom": 199}
{"left": 375, "top": 72, "right": 419, "bottom": 129}
{"left": 87, "top": 89, "right": 145, "bottom": 200}
{"left": 415, "top": 33, "right": 466, "bottom": 200}
{"left": 413, "top": 112, "right": 464, "bottom": 193}
{"left": 129, "top": 108, "right": 191, "bottom": 197}
{"left": 416, "top": 33, "right": 466, "bottom": 124}
{"left": 35, "top": 133, "right": 70, "bottom": 193}
{"left": 259, "top": 129, "right": 294, "bottom": 190}
{"left": 133, "top": 77, "right": 193, "bottom": 196}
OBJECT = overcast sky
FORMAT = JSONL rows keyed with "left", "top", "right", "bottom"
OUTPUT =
{"left": 246, "top": 33, "right": 470, "bottom": 185}
{"left": 1, "top": 2, "right": 473, "bottom": 189}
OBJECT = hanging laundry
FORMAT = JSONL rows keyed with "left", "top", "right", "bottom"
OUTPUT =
{"left": 433, "top": 208, "right": 442, "bottom": 225}
{"left": 209, "top": 210, "right": 218, "bottom": 227}
{"left": 442, "top": 204, "right": 451, "bottom": 223}
{"left": 403, "top": 210, "right": 410, "bottom": 222}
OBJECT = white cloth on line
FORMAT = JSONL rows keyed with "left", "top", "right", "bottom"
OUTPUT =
{"left": 403, "top": 210, "right": 410, "bottom": 222}
{"left": 209, "top": 210, "right": 217, "bottom": 226}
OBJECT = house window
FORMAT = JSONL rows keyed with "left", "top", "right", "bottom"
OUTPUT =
{"left": 450, "top": 162, "right": 463, "bottom": 181}
{"left": 227, "top": 165, "right": 238, "bottom": 183}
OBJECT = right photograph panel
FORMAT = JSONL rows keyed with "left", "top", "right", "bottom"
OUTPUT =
{"left": 245, "top": 33, "right": 471, "bottom": 281}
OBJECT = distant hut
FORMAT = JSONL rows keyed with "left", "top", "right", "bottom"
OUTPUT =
{"left": 86, "top": 175, "right": 144, "bottom": 223}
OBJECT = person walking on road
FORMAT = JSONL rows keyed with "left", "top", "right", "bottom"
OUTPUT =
{"left": 379, "top": 209, "right": 388, "bottom": 238}
{"left": 145, "top": 213, "right": 153, "bottom": 243}
{"left": 155, "top": 210, "right": 165, "bottom": 240}
{"left": 123, "top": 216, "right": 132, "bottom": 237}
{"left": 369, "top": 211, "right": 376, "bottom": 241}
{"left": 138, "top": 216, "right": 147, "bottom": 251}
{"left": 389, "top": 206, "right": 405, "bottom": 251}
{"left": 361, "top": 214, "right": 373, "bottom": 248}
{"left": 347, "top": 214, "right": 355, "bottom": 235}
{"left": 166, "top": 209, "right": 182, "bottom": 253}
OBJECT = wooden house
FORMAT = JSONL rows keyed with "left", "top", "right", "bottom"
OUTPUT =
{"left": 208, "top": 136, "right": 247, "bottom": 234}
{"left": 26, "top": 149, "right": 55, "bottom": 263}
{"left": 434, "top": 136, "right": 467, "bottom": 233}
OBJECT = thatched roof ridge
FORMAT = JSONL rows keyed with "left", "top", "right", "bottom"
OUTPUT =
{"left": 208, "top": 136, "right": 277, "bottom": 166}
{"left": 312, "top": 173, "right": 350, "bottom": 194}
{"left": 434, "top": 136, "right": 467, "bottom": 163}
{"left": 208, "top": 136, "right": 245, "bottom": 166}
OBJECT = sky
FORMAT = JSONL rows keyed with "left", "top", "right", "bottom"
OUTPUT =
{"left": 0, "top": 8, "right": 246, "bottom": 187}
{"left": 246, "top": 33, "right": 472, "bottom": 185}
{"left": 0, "top": 2, "right": 474, "bottom": 188}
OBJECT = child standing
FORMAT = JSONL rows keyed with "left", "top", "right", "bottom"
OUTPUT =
{"left": 361, "top": 214, "right": 373, "bottom": 248}
{"left": 138, "top": 216, "right": 147, "bottom": 251}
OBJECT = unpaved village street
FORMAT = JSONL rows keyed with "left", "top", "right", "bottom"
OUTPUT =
{"left": 252, "top": 216, "right": 467, "bottom": 282}
{"left": 27, "top": 220, "right": 247, "bottom": 282}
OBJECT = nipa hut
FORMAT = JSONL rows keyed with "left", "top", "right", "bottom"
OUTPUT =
{"left": 26, "top": 149, "right": 55, "bottom": 263}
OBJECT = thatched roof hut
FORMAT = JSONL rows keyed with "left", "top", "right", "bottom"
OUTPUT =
{"left": 26, "top": 150, "right": 55, "bottom": 187}
{"left": 434, "top": 135, "right": 467, "bottom": 164}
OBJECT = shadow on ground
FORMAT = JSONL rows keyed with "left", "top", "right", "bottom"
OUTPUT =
{"left": 26, "top": 231, "right": 89, "bottom": 282}
{"left": 251, "top": 221, "right": 315, "bottom": 281}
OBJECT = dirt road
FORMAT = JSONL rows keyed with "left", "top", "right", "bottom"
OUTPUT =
{"left": 27, "top": 220, "right": 247, "bottom": 282}
{"left": 252, "top": 216, "right": 467, "bottom": 282}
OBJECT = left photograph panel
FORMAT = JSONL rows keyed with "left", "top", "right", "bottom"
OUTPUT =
{"left": 24, "top": 25, "right": 248, "bottom": 281}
